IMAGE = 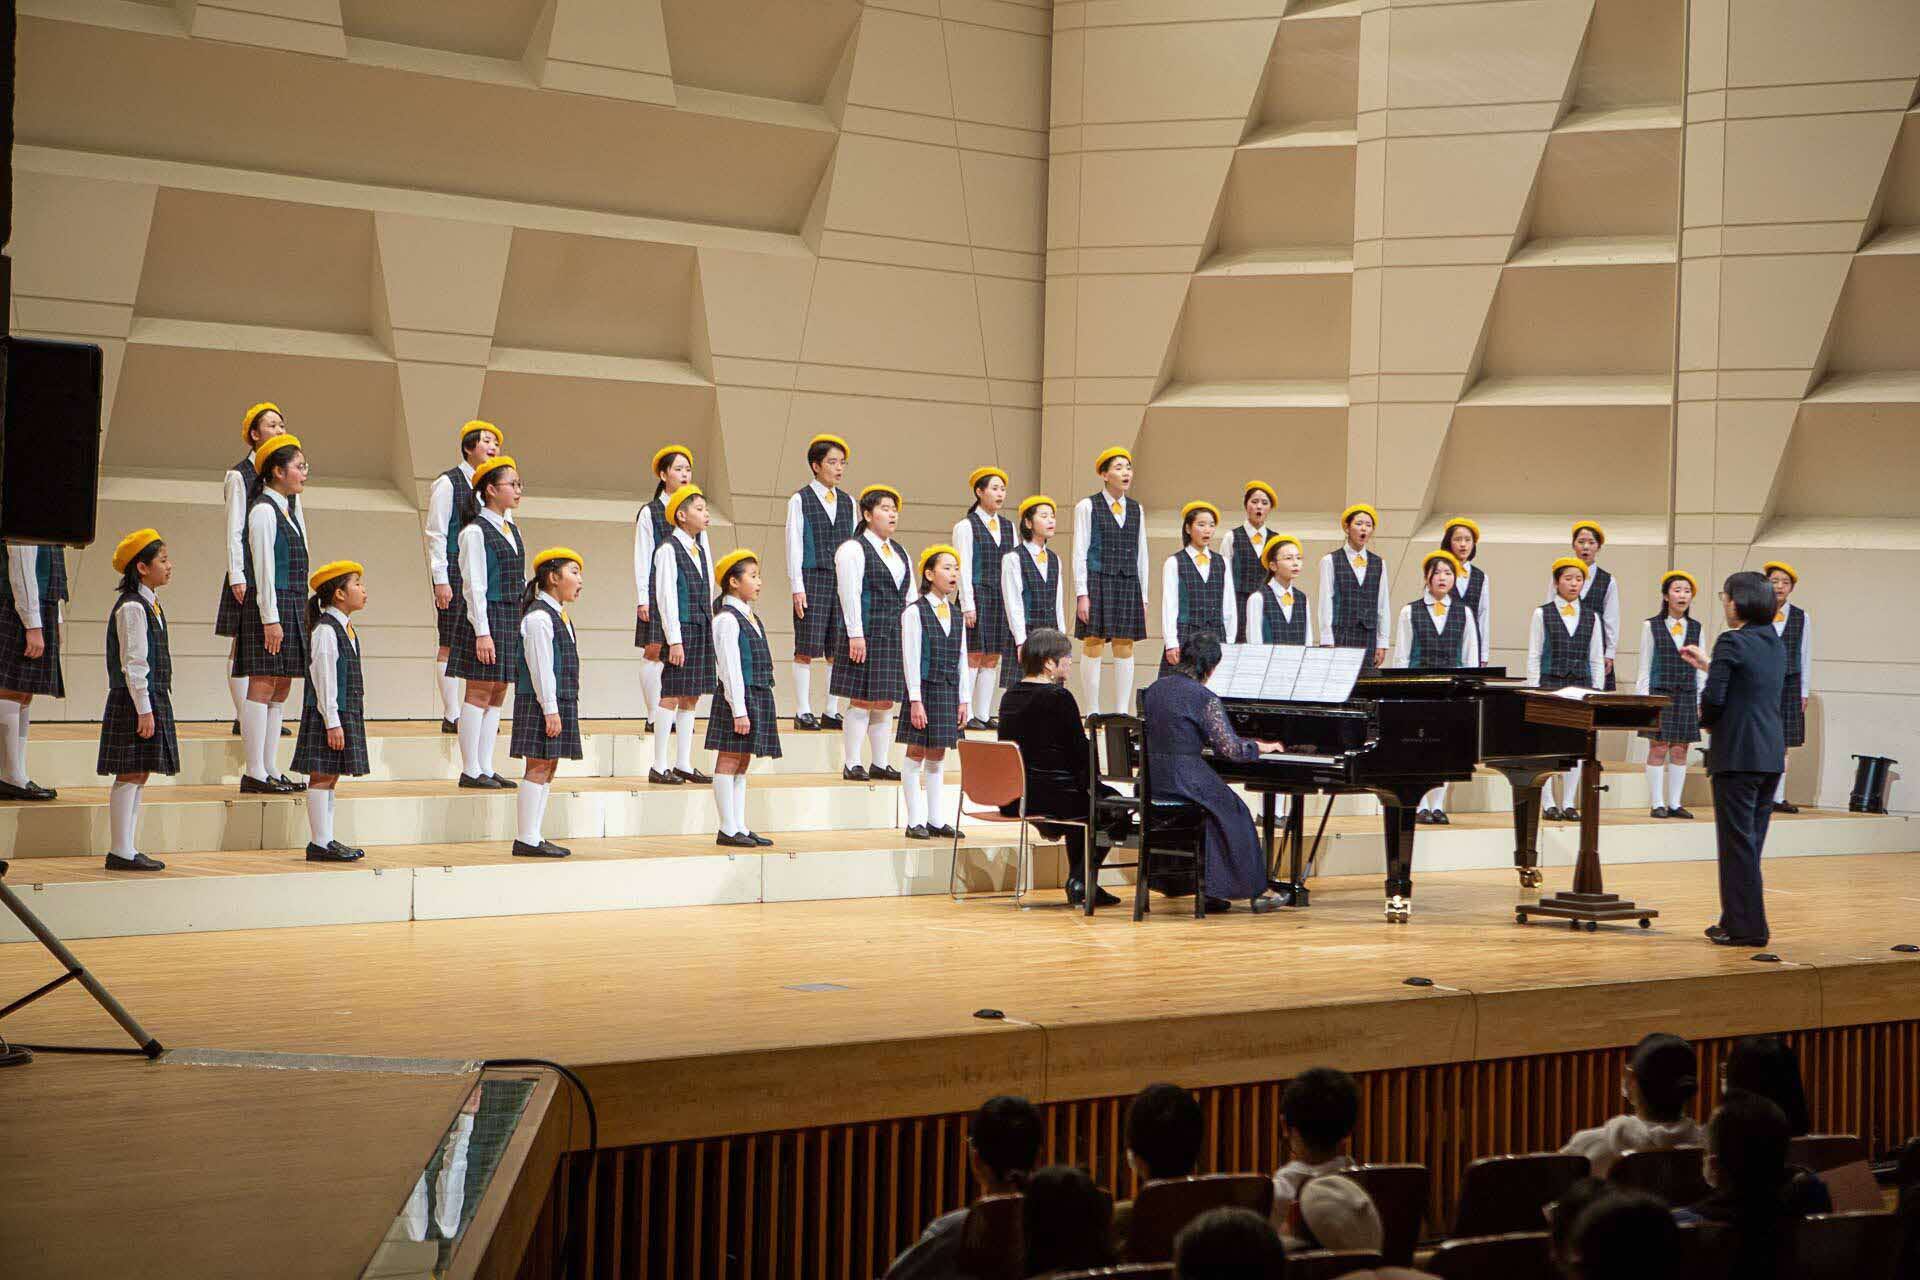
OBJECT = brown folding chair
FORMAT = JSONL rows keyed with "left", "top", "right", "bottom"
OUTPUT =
{"left": 1121, "top": 1174, "right": 1276, "bottom": 1263}
{"left": 1791, "top": 1210, "right": 1901, "bottom": 1280}
{"left": 1451, "top": 1153, "right": 1588, "bottom": 1239}
{"left": 1284, "top": 1251, "right": 1383, "bottom": 1280}
{"left": 954, "top": 1193, "right": 1025, "bottom": 1280}
{"left": 1788, "top": 1133, "right": 1870, "bottom": 1172}
{"left": 1609, "top": 1146, "right": 1710, "bottom": 1207}
{"left": 951, "top": 739, "right": 1082, "bottom": 905}
{"left": 1426, "top": 1231, "right": 1553, "bottom": 1280}
{"left": 1345, "top": 1163, "right": 1429, "bottom": 1266}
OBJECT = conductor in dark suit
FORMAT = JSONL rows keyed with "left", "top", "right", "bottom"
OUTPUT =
{"left": 1681, "top": 572, "right": 1786, "bottom": 947}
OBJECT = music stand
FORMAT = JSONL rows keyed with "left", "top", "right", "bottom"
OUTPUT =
{"left": 1513, "top": 691, "right": 1667, "bottom": 932}
{"left": 0, "top": 859, "right": 164, "bottom": 1065}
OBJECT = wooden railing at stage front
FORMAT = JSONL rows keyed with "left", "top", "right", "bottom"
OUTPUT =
{"left": 512, "top": 1019, "right": 1920, "bottom": 1279}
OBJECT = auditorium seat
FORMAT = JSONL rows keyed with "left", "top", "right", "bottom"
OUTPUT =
{"left": 1450, "top": 1153, "right": 1588, "bottom": 1238}
{"left": 954, "top": 1193, "right": 1024, "bottom": 1280}
{"left": 1789, "top": 1210, "right": 1900, "bottom": 1280}
{"left": 1122, "top": 1173, "right": 1275, "bottom": 1262}
{"left": 1283, "top": 1249, "right": 1384, "bottom": 1279}
{"left": 1052, "top": 1266, "right": 1175, "bottom": 1279}
{"left": 1608, "top": 1146, "right": 1711, "bottom": 1206}
{"left": 1425, "top": 1230, "right": 1553, "bottom": 1280}
{"left": 1787, "top": 1133, "right": 1869, "bottom": 1172}
{"left": 1345, "top": 1162, "right": 1429, "bottom": 1266}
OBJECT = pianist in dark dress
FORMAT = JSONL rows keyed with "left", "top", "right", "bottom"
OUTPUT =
{"left": 1139, "top": 632, "right": 1289, "bottom": 913}
{"left": 995, "top": 627, "right": 1132, "bottom": 908}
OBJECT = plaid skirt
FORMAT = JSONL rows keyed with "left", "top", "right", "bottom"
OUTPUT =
{"left": 447, "top": 601, "right": 522, "bottom": 683}
{"left": 232, "top": 593, "right": 309, "bottom": 679}
{"left": 213, "top": 577, "right": 244, "bottom": 638}
{"left": 966, "top": 582, "right": 1015, "bottom": 658}
{"left": 792, "top": 566, "right": 844, "bottom": 659}
{"left": 896, "top": 679, "right": 962, "bottom": 749}
{"left": 1781, "top": 679, "right": 1806, "bottom": 748}
{"left": 706, "top": 685, "right": 783, "bottom": 757}
{"left": 660, "top": 619, "right": 717, "bottom": 700}
{"left": 510, "top": 696, "right": 584, "bottom": 761}
{"left": 831, "top": 624, "right": 907, "bottom": 703}
{"left": 1157, "top": 621, "right": 1227, "bottom": 680}
{"left": 1640, "top": 684, "right": 1702, "bottom": 744}
{"left": 435, "top": 601, "right": 461, "bottom": 649}
{"left": 1074, "top": 572, "right": 1147, "bottom": 641}
{"left": 635, "top": 604, "right": 664, "bottom": 650}
{"left": 97, "top": 690, "right": 181, "bottom": 776}
{"left": 0, "top": 609, "right": 64, "bottom": 696}
{"left": 291, "top": 709, "right": 371, "bottom": 777}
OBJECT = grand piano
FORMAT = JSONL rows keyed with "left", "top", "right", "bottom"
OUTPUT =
{"left": 1212, "top": 664, "right": 1593, "bottom": 922}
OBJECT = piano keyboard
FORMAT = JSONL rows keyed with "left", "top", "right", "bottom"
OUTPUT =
{"left": 1259, "top": 751, "right": 1342, "bottom": 766}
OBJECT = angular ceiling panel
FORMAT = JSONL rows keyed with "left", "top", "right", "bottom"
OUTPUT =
{"left": 662, "top": 0, "right": 863, "bottom": 103}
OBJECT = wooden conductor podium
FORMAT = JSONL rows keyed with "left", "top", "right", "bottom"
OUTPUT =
{"left": 1514, "top": 689, "right": 1668, "bottom": 932}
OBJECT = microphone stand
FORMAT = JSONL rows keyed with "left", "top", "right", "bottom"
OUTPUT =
{"left": 0, "top": 860, "right": 164, "bottom": 1066}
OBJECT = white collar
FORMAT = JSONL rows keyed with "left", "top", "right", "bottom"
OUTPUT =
{"left": 324, "top": 605, "right": 351, "bottom": 627}
{"left": 537, "top": 589, "right": 564, "bottom": 615}
{"left": 1185, "top": 544, "right": 1214, "bottom": 563}
{"left": 262, "top": 487, "right": 291, "bottom": 514}
{"left": 1026, "top": 540, "right": 1051, "bottom": 560}
{"left": 459, "top": 460, "right": 476, "bottom": 480}
{"left": 673, "top": 527, "right": 700, "bottom": 551}
{"left": 1554, "top": 595, "right": 1581, "bottom": 612}
{"left": 1344, "top": 543, "right": 1369, "bottom": 560}
{"left": 1243, "top": 523, "right": 1268, "bottom": 539}
{"left": 975, "top": 509, "right": 1004, "bottom": 537}
{"left": 863, "top": 529, "right": 893, "bottom": 553}
{"left": 1269, "top": 579, "right": 1296, "bottom": 598}
{"left": 811, "top": 479, "right": 837, "bottom": 503}
{"left": 724, "top": 595, "right": 752, "bottom": 618}
{"left": 1662, "top": 612, "right": 1689, "bottom": 626}
{"left": 478, "top": 506, "right": 509, "bottom": 532}
{"left": 1100, "top": 490, "right": 1128, "bottom": 510}
{"left": 925, "top": 589, "right": 953, "bottom": 608}
{"left": 136, "top": 584, "right": 157, "bottom": 605}
{"left": 1424, "top": 592, "right": 1448, "bottom": 608}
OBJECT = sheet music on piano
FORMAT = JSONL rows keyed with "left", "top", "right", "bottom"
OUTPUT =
{"left": 1206, "top": 644, "right": 1366, "bottom": 703}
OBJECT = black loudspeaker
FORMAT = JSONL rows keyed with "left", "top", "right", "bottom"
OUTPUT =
{"left": 0, "top": 337, "right": 105, "bottom": 546}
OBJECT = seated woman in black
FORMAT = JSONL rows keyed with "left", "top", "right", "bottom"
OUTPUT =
{"left": 1139, "top": 632, "right": 1288, "bottom": 914}
{"left": 995, "top": 627, "right": 1129, "bottom": 907}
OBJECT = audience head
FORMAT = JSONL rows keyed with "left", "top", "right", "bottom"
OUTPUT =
{"left": 1281, "top": 1067, "right": 1360, "bottom": 1161}
{"left": 1021, "top": 1165, "right": 1111, "bottom": 1276}
{"left": 1173, "top": 1206, "right": 1288, "bottom": 1280}
{"left": 1567, "top": 1190, "right": 1681, "bottom": 1280}
{"left": 1625, "top": 1032, "right": 1699, "bottom": 1124}
{"left": 968, "top": 1095, "right": 1044, "bottom": 1193}
{"left": 1722, "top": 1036, "right": 1811, "bottom": 1136}
{"left": 1127, "top": 1082, "right": 1204, "bottom": 1181}
{"left": 1721, "top": 571, "right": 1775, "bottom": 628}
{"left": 1706, "top": 1092, "right": 1792, "bottom": 1200}
{"left": 1298, "top": 1175, "right": 1382, "bottom": 1254}
{"left": 1547, "top": 1176, "right": 1612, "bottom": 1271}
{"left": 1021, "top": 627, "right": 1073, "bottom": 682}
{"left": 1176, "top": 632, "right": 1225, "bottom": 682}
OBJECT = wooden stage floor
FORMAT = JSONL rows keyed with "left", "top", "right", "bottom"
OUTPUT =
{"left": 4, "top": 850, "right": 1917, "bottom": 1157}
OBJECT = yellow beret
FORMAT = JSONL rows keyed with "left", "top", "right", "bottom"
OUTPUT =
{"left": 308, "top": 560, "right": 364, "bottom": 593}
{"left": 1180, "top": 500, "right": 1221, "bottom": 525}
{"left": 241, "top": 402, "right": 281, "bottom": 442}
{"left": 1261, "top": 533, "right": 1303, "bottom": 565}
{"left": 252, "top": 432, "right": 301, "bottom": 474}
{"left": 651, "top": 443, "right": 693, "bottom": 474}
{"left": 1762, "top": 560, "right": 1797, "bottom": 583}
{"left": 713, "top": 547, "right": 758, "bottom": 588}
{"left": 1244, "top": 480, "right": 1277, "bottom": 505}
{"left": 918, "top": 543, "right": 960, "bottom": 577}
{"left": 531, "top": 546, "right": 585, "bottom": 575}
{"left": 1660, "top": 569, "right": 1699, "bottom": 594}
{"left": 1340, "top": 502, "right": 1379, "bottom": 527}
{"left": 112, "top": 528, "right": 163, "bottom": 573}
{"left": 665, "top": 484, "right": 706, "bottom": 523}
{"left": 1442, "top": 516, "right": 1481, "bottom": 541}
{"left": 461, "top": 419, "right": 505, "bottom": 448}
{"left": 1017, "top": 494, "right": 1056, "bottom": 520}
{"left": 471, "top": 455, "right": 517, "bottom": 488}
{"left": 859, "top": 483, "right": 902, "bottom": 509}
{"left": 1422, "top": 549, "right": 1464, "bottom": 578}
{"left": 968, "top": 465, "right": 1009, "bottom": 491}
{"left": 1571, "top": 520, "right": 1606, "bottom": 545}
{"left": 1093, "top": 446, "right": 1132, "bottom": 473}
{"left": 1550, "top": 556, "right": 1588, "bottom": 580}
{"left": 808, "top": 433, "right": 850, "bottom": 460}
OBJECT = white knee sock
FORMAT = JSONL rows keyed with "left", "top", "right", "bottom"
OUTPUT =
{"left": 1081, "top": 653, "right": 1103, "bottom": 712}
{"left": 868, "top": 709, "right": 895, "bottom": 772}
{"left": 1565, "top": 762, "right": 1583, "bottom": 808}
{"left": 457, "top": 703, "right": 486, "bottom": 779}
{"left": 0, "top": 702, "right": 21, "bottom": 785}
{"left": 241, "top": 698, "right": 271, "bottom": 781}
{"left": 639, "top": 661, "right": 662, "bottom": 721}
{"left": 228, "top": 674, "right": 249, "bottom": 719}
{"left": 479, "top": 704, "right": 502, "bottom": 775}
{"left": 791, "top": 661, "right": 813, "bottom": 716}
{"left": 308, "top": 789, "right": 334, "bottom": 846}
{"left": 437, "top": 660, "right": 460, "bottom": 724}
{"left": 1667, "top": 761, "right": 1690, "bottom": 809}
{"left": 1421, "top": 786, "right": 1444, "bottom": 812}
{"left": 712, "top": 775, "right": 735, "bottom": 834}
{"left": 517, "top": 780, "right": 544, "bottom": 843}
{"left": 265, "top": 701, "right": 287, "bottom": 774}
{"left": 827, "top": 692, "right": 845, "bottom": 716}
{"left": 1540, "top": 775, "right": 1557, "bottom": 810}
{"left": 108, "top": 780, "right": 140, "bottom": 858}
{"left": 1774, "top": 768, "right": 1787, "bottom": 804}
{"left": 652, "top": 707, "right": 674, "bottom": 774}
{"left": 842, "top": 706, "right": 870, "bottom": 767}
{"left": 901, "top": 755, "right": 927, "bottom": 827}
{"left": 674, "top": 708, "right": 698, "bottom": 771}
{"left": 732, "top": 774, "right": 752, "bottom": 833}
{"left": 970, "top": 668, "right": 995, "bottom": 722}
{"left": 925, "top": 760, "right": 949, "bottom": 830}
{"left": 1114, "top": 655, "right": 1137, "bottom": 715}
{"left": 1646, "top": 762, "right": 1667, "bottom": 810}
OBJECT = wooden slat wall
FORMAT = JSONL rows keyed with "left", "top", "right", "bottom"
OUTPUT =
{"left": 514, "top": 1020, "right": 1920, "bottom": 1280}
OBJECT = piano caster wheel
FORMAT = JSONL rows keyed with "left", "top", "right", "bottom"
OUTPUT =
{"left": 1639, "top": 918, "right": 1651, "bottom": 929}
{"left": 1517, "top": 868, "right": 1542, "bottom": 889}
{"left": 1585, "top": 920, "right": 1598, "bottom": 933}
{"left": 1384, "top": 896, "right": 1411, "bottom": 925}
{"left": 1515, "top": 910, "right": 1528, "bottom": 925}
{"left": 1568, "top": 919, "right": 1580, "bottom": 932}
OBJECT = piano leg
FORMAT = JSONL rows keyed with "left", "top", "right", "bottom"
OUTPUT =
{"left": 1380, "top": 787, "right": 1424, "bottom": 923}
{"left": 1506, "top": 769, "right": 1550, "bottom": 890}
{"left": 1284, "top": 794, "right": 1309, "bottom": 907}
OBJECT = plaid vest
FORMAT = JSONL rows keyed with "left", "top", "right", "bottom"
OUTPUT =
{"left": 311, "top": 613, "right": 365, "bottom": 720}
{"left": 1645, "top": 613, "right": 1700, "bottom": 693}
{"left": 669, "top": 535, "right": 711, "bottom": 621}
{"left": 1584, "top": 564, "right": 1613, "bottom": 644}
{"left": 477, "top": 517, "right": 525, "bottom": 603}
{"left": 1778, "top": 604, "right": 1806, "bottom": 698}
{"left": 0, "top": 546, "right": 68, "bottom": 606}
{"left": 1229, "top": 527, "right": 1268, "bottom": 599}
{"left": 967, "top": 510, "right": 1014, "bottom": 591}
{"left": 106, "top": 590, "right": 171, "bottom": 695}
{"left": 728, "top": 606, "right": 774, "bottom": 689}
{"left": 515, "top": 597, "right": 579, "bottom": 703}
{"left": 442, "top": 465, "right": 479, "bottom": 591}
{"left": 798, "top": 486, "right": 855, "bottom": 573}
{"left": 1406, "top": 598, "right": 1468, "bottom": 668}
{"left": 1017, "top": 545, "right": 1060, "bottom": 632}
{"left": 915, "top": 596, "right": 963, "bottom": 688}
{"left": 1173, "top": 549, "right": 1228, "bottom": 633}
{"left": 244, "top": 495, "right": 309, "bottom": 614}
{"left": 857, "top": 536, "right": 909, "bottom": 633}
{"left": 1451, "top": 563, "right": 1484, "bottom": 616}
{"left": 1085, "top": 493, "right": 1142, "bottom": 579}
{"left": 229, "top": 455, "right": 259, "bottom": 563}
{"left": 1330, "top": 549, "right": 1383, "bottom": 644}
{"left": 1258, "top": 584, "right": 1308, "bottom": 644}
{"left": 1539, "top": 601, "right": 1597, "bottom": 686}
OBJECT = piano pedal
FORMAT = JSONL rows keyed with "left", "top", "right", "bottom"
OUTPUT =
{"left": 1384, "top": 895, "right": 1411, "bottom": 924}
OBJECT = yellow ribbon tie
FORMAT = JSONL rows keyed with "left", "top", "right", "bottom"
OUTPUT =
{"left": 1774, "top": 611, "right": 1785, "bottom": 624}
{"left": 934, "top": 601, "right": 950, "bottom": 623}
{"left": 1669, "top": 621, "right": 1684, "bottom": 638}
{"left": 1111, "top": 501, "right": 1124, "bottom": 518}
{"left": 152, "top": 603, "right": 166, "bottom": 630}
{"left": 559, "top": 610, "right": 570, "bottom": 625}
{"left": 1279, "top": 591, "right": 1293, "bottom": 606}
{"left": 879, "top": 543, "right": 894, "bottom": 563}
{"left": 1560, "top": 603, "right": 1576, "bottom": 618}
{"left": 1037, "top": 549, "right": 1049, "bottom": 566}
{"left": 1197, "top": 551, "right": 1210, "bottom": 568}
{"left": 347, "top": 623, "right": 358, "bottom": 644}
{"left": 1352, "top": 556, "right": 1367, "bottom": 572}
{"left": 1433, "top": 600, "right": 1447, "bottom": 616}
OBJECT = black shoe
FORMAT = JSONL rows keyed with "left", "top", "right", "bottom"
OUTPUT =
{"left": 904, "top": 824, "right": 932, "bottom": 840}
{"left": 1773, "top": 801, "right": 1800, "bottom": 814}
{"left": 747, "top": 831, "right": 774, "bottom": 847}
{"left": 327, "top": 840, "right": 366, "bottom": 860}
{"left": 1651, "top": 806, "right": 1670, "bottom": 819}
{"left": 715, "top": 831, "right": 758, "bottom": 848}
{"left": 794, "top": 713, "right": 821, "bottom": 731}
{"left": 1433, "top": 811, "right": 1450, "bottom": 825}
{"left": 1414, "top": 809, "right": 1431, "bottom": 825}
{"left": 1561, "top": 807, "right": 1581, "bottom": 822}
{"left": 674, "top": 768, "right": 712, "bottom": 785}
{"left": 841, "top": 765, "right": 869, "bottom": 782}
{"left": 512, "top": 839, "right": 571, "bottom": 858}
{"left": 1669, "top": 806, "right": 1696, "bottom": 820}
{"left": 1066, "top": 877, "right": 1087, "bottom": 905}
{"left": 648, "top": 769, "right": 684, "bottom": 785}
{"left": 489, "top": 774, "right": 517, "bottom": 790}
{"left": 457, "top": 773, "right": 501, "bottom": 790}
{"left": 1705, "top": 925, "right": 1728, "bottom": 941}
{"left": 869, "top": 764, "right": 901, "bottom": 781}
{"left": 441, "top": 719, "right": 460, "bottom": 734}
{"left": 274, "top": 774, "right": 305, "bottom": 792}
{"left": 964, "top": 717, "right": 991, "bottom": 731}
{"left": 987, "top": 716, "right": 1000, "bottom": 730}
{"left": 1542, "top": 806, "right": 1562, "bottom": 821}
{"left": 820, "top": 714, "right": 844, "bottom": 730}
{"left": 928, "top": 824, "right": 964, "bottom": 839}
{"left": 1093, "top": 884, "right": 1121, "bottom": 907}
{"left": 1201, "top": 895, "right": 1233, "bottom": 914}
{"left": 240, "top": 775, "right": 296, "bottom": 795}
{"left": 0, "top": 780, "right": 55, "bottom": 801}
{"left": 103, "top": 852, "right": 165, "bottom": 872}
{"left": 280, "top": 723, "right": 292, "bottom": 736}
{"left": 232, "top": 718, "right": 242, "bottom": 736}
{"left": 1713, "top": 933, "right": 1769, "bottom": 948}
{"left": 305, "top": 842, "right": 361, "bottom": 862}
